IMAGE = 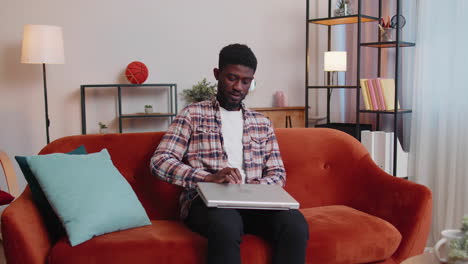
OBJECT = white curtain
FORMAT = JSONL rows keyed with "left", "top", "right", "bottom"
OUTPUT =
{"left": 410, "top": 0, "right": 468, "bottom": 245}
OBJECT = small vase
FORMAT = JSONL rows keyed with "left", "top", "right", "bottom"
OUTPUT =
{"left": 99, "top": 128, "right": 108, "bottom": 134}
{"left": 334, "top": 3, "right": 353, "bottom": 17}
{"left": 274, "top": 91, "right": 287, "bottom": 107}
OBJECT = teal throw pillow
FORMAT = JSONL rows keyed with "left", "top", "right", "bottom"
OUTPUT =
{"left": 15, "top": 145, "right": 87, "bottom": 239}
{"left": 25, "top": 149, "right": 151, "bottom": 246}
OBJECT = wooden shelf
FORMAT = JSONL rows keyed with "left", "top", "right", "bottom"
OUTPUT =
{"left": 359, "top": 109, "right": 412, "bottom": 114}
{"left": 307, "top": 85, "right": 359, "bottom": 89}
{"left": 309, "top": 15, "right": 379, "bottom": 25}
{"left": 361, "top": 41, "right": 415, "bottom": 48}
{"left": 120, "top": 113, "right": 176, "bottom": 118}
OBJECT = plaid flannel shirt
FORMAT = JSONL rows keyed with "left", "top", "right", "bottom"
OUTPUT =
{"left": 150, "top": 98, "right": 286, "bottom": 219}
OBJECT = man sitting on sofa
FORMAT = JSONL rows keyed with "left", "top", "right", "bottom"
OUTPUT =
{"left": 150, "top": 43, "right": 309, "bottom": 264}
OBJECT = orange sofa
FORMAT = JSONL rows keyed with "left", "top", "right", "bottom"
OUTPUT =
{"left": 2, "top": 128, "right": 432, "bottom": 264}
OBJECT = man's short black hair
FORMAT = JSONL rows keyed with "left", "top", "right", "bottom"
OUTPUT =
{"left": 218, "top": 43, "right": 257, "bottom": 72}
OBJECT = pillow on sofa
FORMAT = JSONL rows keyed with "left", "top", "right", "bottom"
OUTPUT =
{"left": 0, "top": 190, "right": 14, "bottom": 205}
{"left": 15, "top": 145, "right": 87, "bottom": 238}
{"left": 25, "top": 148, "right": 151, "bottom": 246}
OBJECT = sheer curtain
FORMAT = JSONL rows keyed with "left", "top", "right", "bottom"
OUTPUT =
{"left": 410, "top": 0, "right": 468, "bottom": 245}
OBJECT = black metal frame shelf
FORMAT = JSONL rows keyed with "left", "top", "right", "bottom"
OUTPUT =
{"left": 307, "top": 85, "right": 359, "bottom": 89}
{"left": 361, "top": 41, "right": 415, "bottom": 48}
{"left": 309, "top": 15, "right": 379, "bottom": 25}
{"left": 120, "top": 113, "right": 176, "bottom": 119}
{"left": 80, "top": 83, "right": 177, "bottom": 134}
{"left": 359, "top": 109, "right": 412, "bottom": 114}
{"left": 305, "top": 0, "right": 414, "bottom": 177}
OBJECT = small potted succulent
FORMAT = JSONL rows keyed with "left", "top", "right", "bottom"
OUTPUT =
{"left": 98, "top": 122, "right": 108, "bottom": 134}
{"left": 144, "top": 105, "right": 153, "bottom": 114}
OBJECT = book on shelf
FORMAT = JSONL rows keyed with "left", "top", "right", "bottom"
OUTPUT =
{"left": 396, "top": 142, "right": 409, "bottom": 179}
{"left": 384, "top": 132, "right": 394, "bottom": 173}
{"left": 374, "top": 78, "right": 387, "bottom": 110}
{"left": 361, "top": 130, "right": 375, "bottom": 157}
{"left": 373, "top": 131, "right": 386, "bottom": 170}
{"left": 380, "top": 78, "right": 401, "bottom": 110}
{"left": 366, "top": 79, "right": 379, "bottom": 110}
{"left": 360, "top": 78, "right": 401, "bottom": 111}
{"left": 360, "top": 130, "right": 408, "bottom": 178}
{"left": 359, "top": 79, "right": 372, "bottom": 110}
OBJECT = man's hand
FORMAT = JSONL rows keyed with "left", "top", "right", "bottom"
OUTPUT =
{"left": 205, "top": 167, "right": 242, "bottom": 184}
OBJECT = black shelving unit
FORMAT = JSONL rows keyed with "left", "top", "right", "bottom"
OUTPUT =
{"left": 305, "top": 0, "right": 415, "bottom": 176}
{"left": 80, "top": 83, "right": 177, "bottom": 134}
{"left": 305, "top": 0, "right": 378, "bottom": 130}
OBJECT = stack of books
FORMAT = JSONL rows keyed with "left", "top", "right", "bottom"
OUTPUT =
{"left": 360, "top": 78, "right": 401, "bottom": 111}
{"left": 361, "top": 130, "right": 408, "bottom": 178}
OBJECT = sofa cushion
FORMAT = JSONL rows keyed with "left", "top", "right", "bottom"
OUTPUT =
{"left": 47, "top": 206, "right": 400, "bottom": 264}
{"left": 48, "top": 220, "right": 272, "bottom": 264}
{"left": 302, "top": 205, "right": 402, "bottom": 264}
{"left": 15, "top": 145, "right": 87, "bottom": 238}
{"left": 25, "top": 149, "right": 151, "bottom": 246}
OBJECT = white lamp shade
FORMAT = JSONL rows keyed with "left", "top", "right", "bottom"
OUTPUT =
{"left": 324, "top": 51, "right": 346, "bottom": 72}
{"left": 21, "top": 24, "right": 65, "bottom": 64}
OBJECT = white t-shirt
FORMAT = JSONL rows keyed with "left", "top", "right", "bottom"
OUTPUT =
{"left": 219, "top": 107, "right": 246, "bottom": 183}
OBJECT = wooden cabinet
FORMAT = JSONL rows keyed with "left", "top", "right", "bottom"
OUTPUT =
{"left": 250, "top": 107, "right": 305, "bottom": 128}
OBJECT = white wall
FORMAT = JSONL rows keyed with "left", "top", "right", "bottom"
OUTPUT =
{"left": 0, "top": 0, "right": 306, "bottom": 191}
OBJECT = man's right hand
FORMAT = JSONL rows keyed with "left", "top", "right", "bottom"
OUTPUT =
{"left": 205, "top": 167, "right": 242, "bottom": 184}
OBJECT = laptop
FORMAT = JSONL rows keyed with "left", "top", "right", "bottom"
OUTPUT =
{"left": 196, "top": 182, "right": 300, "bottom": 210}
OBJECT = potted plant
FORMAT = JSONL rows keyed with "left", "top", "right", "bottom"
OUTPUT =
{"left": 182, "top": 78, "right": 217, "bottom": 104}
{"left": 448, "top": 215, "right": 468, "bottom": 264}
{"left": 144, "top": 105, "right": 153, "bottom": 114}
{"left": 98, "top": 122, "right": 108, "bottom": 134}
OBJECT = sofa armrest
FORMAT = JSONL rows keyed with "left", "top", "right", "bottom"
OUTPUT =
{"left": 2, "top": 188, "right": 53, "bottom": 264}
{"left": 349, "top": 155, "right": 432, "bottom": 263}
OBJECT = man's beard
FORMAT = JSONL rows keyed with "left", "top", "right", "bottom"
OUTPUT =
{"left": 217, "top": 92, "right": 245, "bottom": 111}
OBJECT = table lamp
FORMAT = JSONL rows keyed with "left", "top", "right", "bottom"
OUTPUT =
{"left": 324, "top": 51, "right": 347, "bottom": 86}
{"left": 21, "top": 24, "right": 65, "bottom": 144}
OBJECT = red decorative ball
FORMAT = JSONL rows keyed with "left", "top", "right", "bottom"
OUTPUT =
{"left": 125, "top": 61, "right": 149, "bottom": 84}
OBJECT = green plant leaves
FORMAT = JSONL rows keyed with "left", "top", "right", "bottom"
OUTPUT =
{"left": 182, "top": 78, "right": 217, "bottom": 104}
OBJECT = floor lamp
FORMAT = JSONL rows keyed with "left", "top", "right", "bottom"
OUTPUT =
{"left": 324, "top": 51, "right": 347, "bottom": 123}
{"left": 21, "top": 24, "right": 65, "bottom": 144}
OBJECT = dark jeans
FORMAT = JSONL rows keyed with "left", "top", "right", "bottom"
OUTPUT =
{"left": 185, "top": 197, "right": 309, "bottom": 264}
